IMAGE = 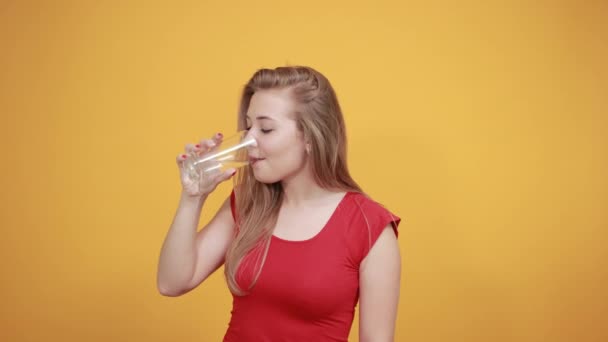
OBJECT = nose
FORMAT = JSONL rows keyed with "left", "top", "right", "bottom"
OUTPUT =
{"left": 243, "top": 130, "right": 258, "bottom": 149}
{"left": 244, "top": 128, "right": 254, "bottom": 140}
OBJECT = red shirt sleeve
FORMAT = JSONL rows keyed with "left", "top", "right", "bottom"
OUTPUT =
{"left": 347, "top": 194, "right": 401, "bottom": 267}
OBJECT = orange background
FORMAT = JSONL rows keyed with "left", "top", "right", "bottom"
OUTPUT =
{"left": 1, "top": 1, "right": 606, "bottom": 341}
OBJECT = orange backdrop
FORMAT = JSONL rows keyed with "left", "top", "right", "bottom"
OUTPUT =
{"left": 1, "top": 1, "right": 606, "bottom": 341}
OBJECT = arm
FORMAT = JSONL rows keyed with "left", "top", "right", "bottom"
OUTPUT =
{"left": 156, "top": 192, "right": 235, "bottom": 296}
{"left": 359, "top": 224, "right": 401, "bottom": 342}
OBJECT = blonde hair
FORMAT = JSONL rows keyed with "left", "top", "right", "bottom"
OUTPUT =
{"left": 225, "top": 66, "right": 363, "bottom": 295}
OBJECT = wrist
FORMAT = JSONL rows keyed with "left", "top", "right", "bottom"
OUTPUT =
{"left": 179, "top": 191, "right": 208, "bottom": 207}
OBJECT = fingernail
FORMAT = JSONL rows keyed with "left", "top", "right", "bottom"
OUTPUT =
{"left": 216, "top": 133, "right": 223, "bottom": 138}
{"left": 195, "top": 144, "right": 200, "bottom": 148}
{"left": 181, "top": 154, "right": 187, "bottom": 159}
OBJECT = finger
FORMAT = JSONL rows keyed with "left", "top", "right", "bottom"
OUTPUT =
{"left": 176, "top": 153, "right": 188, "bottom": 167}
{"left": 218, "top": 168, "right": 237, "bottom": 183}
{"left": 211, "top": 132, "right": 224, "bottom": 144}
{"left": 204, "top": 167, "right": 235, "bottom": 187}
{"left": 191, "top": 142, "right": 204, "bottom": 156}
{"left": 196, "top": 167, "right": 236, "bottom": 194}
{"left": 197, "top": 138, "right": 217, "bottom": 152}
{"left": 184, "top": 143, "right": 197, "bottom": 154}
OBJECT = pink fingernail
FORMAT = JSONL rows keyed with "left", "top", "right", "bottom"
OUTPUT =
{"left": 195, "top": 144, "right": 200, "bottom": 148}
{"left": 217, "top": 133, "right": 223, "bottom": 138}
{"left": 181, "top": 154, "right": 187, "bottom": 159}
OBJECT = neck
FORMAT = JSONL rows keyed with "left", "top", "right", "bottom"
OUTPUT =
{"left": 280, "top": 175, "right": 328, "bottom": 207}
{"left": 280, "top": 160, "right": 343, "bottom": 207}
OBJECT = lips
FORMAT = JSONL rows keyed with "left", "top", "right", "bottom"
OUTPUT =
{"left": 249, "top": 156, "right": 265, "bottom": 165}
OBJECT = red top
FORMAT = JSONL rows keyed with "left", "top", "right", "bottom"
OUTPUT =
{"left": 223, "top": 191, "right": 401, "bottom": 342}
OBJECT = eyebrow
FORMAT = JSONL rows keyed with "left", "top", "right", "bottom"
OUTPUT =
{"left": 246, "top": 115, "right": 275, "bottom": 121}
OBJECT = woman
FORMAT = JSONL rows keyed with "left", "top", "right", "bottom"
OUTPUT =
{"left": 157, "top": 66, "right": 401, "bottom": 341}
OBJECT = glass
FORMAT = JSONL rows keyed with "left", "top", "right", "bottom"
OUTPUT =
{"left": 183, "top": 130, "right": 257, "bottom": 181}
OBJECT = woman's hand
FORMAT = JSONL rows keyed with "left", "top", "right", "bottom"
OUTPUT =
{"left": 176, "top": 133, "right": 236, "bottom": 198}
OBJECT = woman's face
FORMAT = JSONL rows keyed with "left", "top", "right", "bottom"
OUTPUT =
{"left": 244, "top": 88, "right": 309, "bottom": 184}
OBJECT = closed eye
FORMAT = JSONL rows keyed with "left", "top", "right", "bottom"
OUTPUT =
{"left": 246, "top": 127, "right": 273, "bottom": 134}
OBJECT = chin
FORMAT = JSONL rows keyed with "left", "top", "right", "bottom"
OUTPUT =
{"left": 252, "top": 170, "right": 282, "bottom": 184}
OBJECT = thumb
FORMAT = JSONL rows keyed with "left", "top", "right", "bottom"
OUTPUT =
{"left": 219, "top": 168, "right": 237, "bottom": 182}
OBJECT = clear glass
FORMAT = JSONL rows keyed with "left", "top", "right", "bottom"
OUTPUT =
{"left": 183, "top": 130, "right": 257, "bottom": 181}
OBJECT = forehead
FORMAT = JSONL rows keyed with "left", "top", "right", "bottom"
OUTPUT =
{"left": 246, "top": 88, "right": 296, "bottom": 121}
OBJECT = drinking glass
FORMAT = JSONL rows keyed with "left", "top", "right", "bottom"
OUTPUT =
{"left": 182, "top": 130, "right": 256, "bottom": 181}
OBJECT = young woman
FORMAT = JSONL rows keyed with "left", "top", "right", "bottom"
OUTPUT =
{"left": 157, "top": 66, "right": 401, "bottom": 341}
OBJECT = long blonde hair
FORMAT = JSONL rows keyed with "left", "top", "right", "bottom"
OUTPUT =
{"left": 224, "top": 66, "right": 363, "bottom": 295}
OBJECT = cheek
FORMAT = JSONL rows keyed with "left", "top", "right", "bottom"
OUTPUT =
{"left": 261, "top": 134, "right": 306, "bottom": 164}
{"left": 279, "top": 148, "right": 306, "bottom": 168}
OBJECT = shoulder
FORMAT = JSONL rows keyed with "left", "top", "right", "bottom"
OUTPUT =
{"left": 344, "top": 192, "right": 401, "bottom": 234}
{"left": 340, "top": 191, "right": 401, "bottom": 266}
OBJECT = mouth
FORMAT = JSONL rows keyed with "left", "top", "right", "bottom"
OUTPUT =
{"left": 249, "top": 156, "right": 266, "bottom": 165}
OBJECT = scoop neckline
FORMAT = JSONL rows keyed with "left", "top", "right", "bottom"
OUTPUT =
{"left": 271, "top": 191, "right": 353, "bottom": 244}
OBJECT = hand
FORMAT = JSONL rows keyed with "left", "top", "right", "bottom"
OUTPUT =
{"left": 176, "top": 133, "right": 236, "bottom": 197}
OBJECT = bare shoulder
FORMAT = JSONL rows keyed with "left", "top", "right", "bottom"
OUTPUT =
{"left": 361, "top": 223, "right": 399, "bottom": 269}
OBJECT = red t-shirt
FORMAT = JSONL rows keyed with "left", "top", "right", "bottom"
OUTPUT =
{"left": 223, "top": 191, "right": 400, "bottom": 342}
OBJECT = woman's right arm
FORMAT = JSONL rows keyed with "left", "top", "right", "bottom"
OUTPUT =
{"left": 156, "top": 133, "right": 236, "bottom": 296}
{"left": 156, "top": 192, "right": 235, "bottom": 296}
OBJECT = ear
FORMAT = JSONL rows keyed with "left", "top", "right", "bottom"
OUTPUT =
{"left": 303, "top": 133, "right": 311, "bottom": 154}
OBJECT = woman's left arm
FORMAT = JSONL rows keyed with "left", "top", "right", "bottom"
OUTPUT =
{"left": 359, "top": 224, "right": 401, "bottom": 342}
